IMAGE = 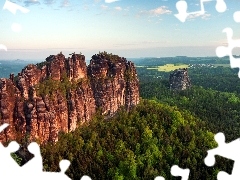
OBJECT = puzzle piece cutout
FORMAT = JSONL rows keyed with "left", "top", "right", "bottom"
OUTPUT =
{"left": 233, "top": 11, "right": 240, "bottom": 23}
{"left": 204, "top": 132, "right": 240, "bottom": 179}
{"left": 21, "top": 159, "right": 72, "bottom": 180}
{"left": 21, "top": 142, "right": 43, "bottom": 173}
{"left": 0, "top": 123, "right": 21, "bottom": 175}
{"left": 3, "top": 0, "right": 29, "bottom": 14}
{"left": 171, "top": 165, "right": 190, "bottom": 180}
{"left": 175, "top": 0, "right": 227, "bottom": 22}
{"left": 0, "top": 44, "right": 7, "bottom": 51}
{"left": 154, "top": 165, "right": 190, "bottom": 180}
{"left": 3, "top": 0, "right": 30, "bottom": 32}
{"left": 0, "top": 140, "right": 21, "bottom": 173}
{"left": 215, "top": 27, "right": 240, "bottom": 78}
{"left": 0, "top": 123, "right": 92, "bottom": 180}
{"left": 81, "top": 175, "right": 92, "bottom": 180}
{"left": 154, "top": 177, "right": 165, "bottom": 180}
{"left": 0, "top": 123, "right": 9, "bottom": 131}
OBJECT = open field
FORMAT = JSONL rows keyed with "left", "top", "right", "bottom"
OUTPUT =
{"left": 214, "top": 64, "right": 230, "bottom": 67}
{"left": 147, "top": 64, "right": 189, "bottom": 72}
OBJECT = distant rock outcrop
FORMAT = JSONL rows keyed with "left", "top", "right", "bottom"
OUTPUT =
{"left": 0, "top": 52, "right": 139, "bottom": 144}
{"left": 169, "top": 68, "right": 191, "bottom": 90}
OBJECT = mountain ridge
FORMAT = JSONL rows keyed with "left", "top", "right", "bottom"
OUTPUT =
{"left": 0, "top": 51, "right": 139, "bottom": 144}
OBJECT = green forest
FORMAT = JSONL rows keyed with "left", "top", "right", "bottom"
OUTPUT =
{"left": 12, "top": 56, "right": 240, "bottom": 179}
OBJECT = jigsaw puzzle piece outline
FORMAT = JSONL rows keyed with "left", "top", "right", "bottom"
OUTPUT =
{"left": 175, "top": 0, "right": 227, "bottom": 22}
{"left": 215, "top": 0, "right": 227, "bottom": 13}
{"left": 0, "top": 44, "right": 7, "bottom": 51}
{"left": 0, "top": 123, "right": 21, "bottom": 171}
{"left": 154, "top": 165, "right": 190, "bottom": 180}
{"left": 216, "top": 28, "right": 240, "bottom": 78}
{"left": 80, "top": 175, "right": 92, "bottom": 180}
{"left": 204, "top": 132, "right": 240, "bottom": 179}
{"left": 21, "top": 142, "right": 43, "bottom": 173}
{"left": 3, "top": 0, "right": 29, "bottom": 14}
{"left": 2, "top": 0, "right": 30, "bottom": 33}
{"left": 0, "top": 140, "right": 21, "bottom": 174}
{"left": 205, "top": 132, "right": 240, "bottom": 164}
{"left": 0, "top": 123, "right": 94, "bottom": 179}
{"left": 175, "top": 0, "right": 188, "bottom": 23}
{"left": 217, "top": 170, "right": 240, "bottom": 180}
{"left": 233, "top": 11, "right": 240, "bottom": 23}
{"left": 154, "top": 176, "right": 165, "bottom": 180}
{"left": 171, "top": 165, "right": 190, "bottom": 180}
{"left": 0, "top": 123, "right": 9, "bottom": 132}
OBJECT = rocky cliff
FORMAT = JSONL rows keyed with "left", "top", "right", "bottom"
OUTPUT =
{"left": 0, "top": 52, "right": 139, "bottom": 144}
{"left": 169, "top": 68, "right": 191, "bottom": 90}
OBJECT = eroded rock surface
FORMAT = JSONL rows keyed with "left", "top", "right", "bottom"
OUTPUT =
{"left": 0, "top": 52, "right": 139, "bottom": 144}
{"left": 169, "top": 68, "right": 191, "bottom": 90}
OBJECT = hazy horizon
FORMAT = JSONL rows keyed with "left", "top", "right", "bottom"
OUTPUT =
{"left": 1, "top": 0, "right": 240, "bottom": 60}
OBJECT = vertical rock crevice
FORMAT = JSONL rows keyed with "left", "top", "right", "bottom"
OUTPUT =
{"left": 0, "top": 52, "right": 139, "bottom": 144}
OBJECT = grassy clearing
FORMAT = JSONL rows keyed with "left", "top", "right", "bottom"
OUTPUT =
{"left": 147, "top": 64, "right": 189, "bottom": 72}
{"left": 214, "top": 64, "right": 230, "bottom": 67}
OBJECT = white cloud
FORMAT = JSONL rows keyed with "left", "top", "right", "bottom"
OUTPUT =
{"left": 188, "top": 13, "right": 211, "bottom": 20}
{"left": 139, "top": 6, "right": 172, "bottom": 17}
{"left": 105, "top": 0, "right": 119, "bottom": 3}
{"left": 115, "top": 6, "right": 122, "bottom": 11}
{"left": 149, "top": 6, "right": 172, "bottom": 15}
{"left": 201, "top": 13, "right": 211, "bottom": 20}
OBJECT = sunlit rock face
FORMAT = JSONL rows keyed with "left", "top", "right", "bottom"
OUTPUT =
{"left": 0, "top": 52, "right": 139, "bottom": 144}
{"left": 169, "top": 68, "right": 191, "bottom": 90}
{"left": 87, "top": 52, "right": 140, "bottom": 117}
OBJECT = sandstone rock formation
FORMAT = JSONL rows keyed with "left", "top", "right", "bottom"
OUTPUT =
{"left": 0, "top": 52, "right": 139, "bottom": 144}
{"left": 88, "top": 52, "right": 139, "bottom": 116}
{"left": 169, "top": 68, "right": 191, "bottom": 90}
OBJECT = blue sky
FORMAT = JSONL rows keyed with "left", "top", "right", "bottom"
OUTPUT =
{"left": 0, "top": 0, "right": 240, "bottom": 60}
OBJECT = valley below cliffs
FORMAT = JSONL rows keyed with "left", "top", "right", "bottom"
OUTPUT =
{"left": 0, "top": 52, "right": 139, "bottom": 144}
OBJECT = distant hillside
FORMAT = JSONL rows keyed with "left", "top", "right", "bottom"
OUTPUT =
{"left": 135, "top": 56, "right": 230, "bottom": 66}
